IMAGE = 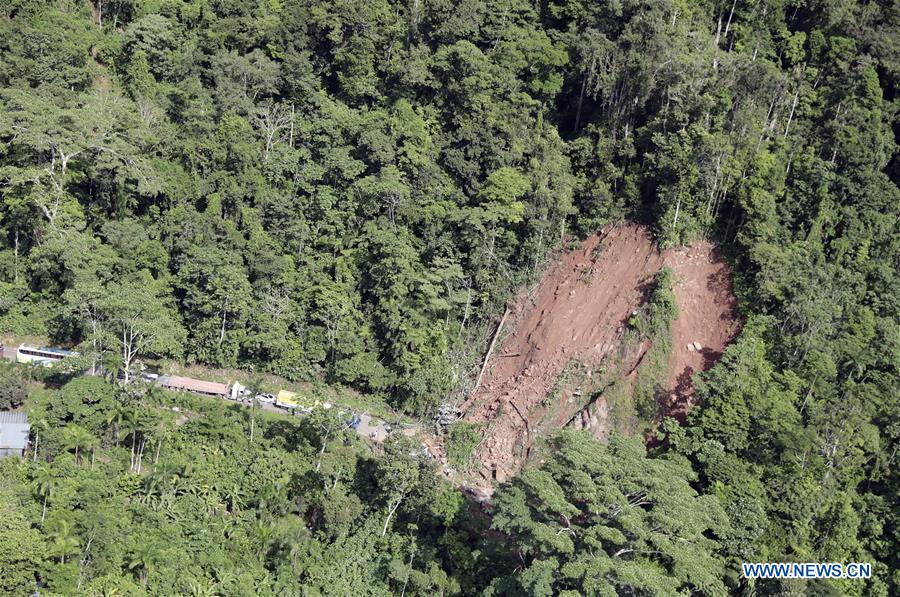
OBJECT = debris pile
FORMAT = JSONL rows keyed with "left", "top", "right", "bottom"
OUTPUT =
{"left": 459, "top": 224, "right": 740, "bottom": 484}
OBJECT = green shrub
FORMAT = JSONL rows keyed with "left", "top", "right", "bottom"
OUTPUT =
{"left": 446, "top": 422, "right": 482, "bottom": 470}
{"left": 0, "top": 365, "right": 27, "bottom": 410}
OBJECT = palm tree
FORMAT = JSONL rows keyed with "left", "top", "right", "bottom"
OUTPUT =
{"left": 252, "top": 519, "right": 275, "bottom": 561}
{"left": 211, "top": 571, "right": 239, "bottom": 594}
{"left": 274, "top": 519, "right": 311, "bottom": 570}
{"left": 127, "top": 541, "right": 160, "bottom": 587}
{"left": 143, "top": 459, "right": 182, "bottom": 504}
{"left": 249, "top": 395, "right": 260, "bottom": 443}
{"left": 61, "top": 425, "right": 97, "bottom": 466}
{"left": 221, "top": 484, "right": 246, "bottom": 513}
{"left": 120, "top": 408, "right": 146, "bottom": 473}
{"left": 176, "top": 475, "right": 203, "bottom": 497}
{"left": 139, "top": 472, "right": 164, "bottom": 506}
{"left": 149, "top": 417, "right": 170, "bottom": 466}
{"left": 105, "top": 401, "right": 129, "bottom": 447}
{"left": 29, "top": 415, "right": 49, "bottom": 462}
{"left": 256, "top": 481, "right": 289, "bottom": 518}
{"left": 48, "top": 518, "right": 80, "bottom": 564}
{"left": 86, "top": 433, "right": 99, "bottom": 469}
{"left": 33, "top": 464, "right": 54, "bottom": 524}
{"left": 185, "top": 577, "right": 221, "bottom": 597}
{"left": 246, "top": 375, "right": 264, "bottom": 443}
{"left": 154, "top": 459, "right": 184, "bottom": 497}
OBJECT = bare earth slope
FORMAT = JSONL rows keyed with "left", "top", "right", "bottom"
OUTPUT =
{"left": 461, "top": 224, "right": 739, "bottom": 484}
{"left": 662, "top": 243, "right": 741, "bottom": 419}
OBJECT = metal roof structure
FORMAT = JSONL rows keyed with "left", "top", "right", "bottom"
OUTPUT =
{"left": 0, "top": 412, "right": 28, "bottom": 424}
{"left": 0, "top": 411, "right": 29, "bottom": 459}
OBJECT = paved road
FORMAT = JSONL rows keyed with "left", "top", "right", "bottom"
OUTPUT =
{"left": 226, "top": 397, "right": 400, "bottom": 444}
{"left": 2, "top": 343, "right": 407, "bottom": 447}
{"left": 356, "top": 413, "right": 389, "bottom": 442}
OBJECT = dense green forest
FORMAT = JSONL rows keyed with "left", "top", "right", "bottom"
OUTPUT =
{"left": 0, "top": 0, "right": 897, "bottom": 594}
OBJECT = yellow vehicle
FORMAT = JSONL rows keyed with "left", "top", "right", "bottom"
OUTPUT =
{"left": 275, "top": 390, "right": 301, "bottom": 409}
{"left": 274, "top": 390, "right": 323, "bottom": 411}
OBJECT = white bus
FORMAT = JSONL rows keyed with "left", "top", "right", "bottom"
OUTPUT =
{"left": 16, "top": 344, "right": 78, "bottom": 367}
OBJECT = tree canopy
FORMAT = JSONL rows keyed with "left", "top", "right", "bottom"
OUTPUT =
{"left": 0, "top": 0, "right": 897, "bottom": 594}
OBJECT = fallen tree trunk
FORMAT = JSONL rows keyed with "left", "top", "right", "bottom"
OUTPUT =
{"left": 472, "top": 306, "right": 510, "bottom": 395}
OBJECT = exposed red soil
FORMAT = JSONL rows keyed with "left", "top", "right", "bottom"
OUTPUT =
{"left": 661, "top": 244, "right": 741, "bottom": 420}
{"left": 461, "top": 224, "right": 739, "bottom": 485}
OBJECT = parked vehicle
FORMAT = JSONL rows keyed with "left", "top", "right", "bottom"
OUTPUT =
{"left": 275, "top": 390, "right": 300, "bottom": 409}
{"left": 255, "top": 393, "right": 276, "bottom": 404}
{"left": 16, "top": 344, "right": 78, "bottom": 367}
{"left": 229, "top": 382, "right": 247, "bottom": 401}
{"left": 158, "top": 375, "right": 229, "bottom": 398}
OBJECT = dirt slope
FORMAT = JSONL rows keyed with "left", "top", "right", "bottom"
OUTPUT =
{"left": 461, "top": 224, "right": 739, "bottom": 484}
{"left": 661, "top": 243, "right": 741, "bottom": 419}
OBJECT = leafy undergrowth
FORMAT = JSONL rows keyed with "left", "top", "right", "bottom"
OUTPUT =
{"left": 445, "top": 422, "right": 482, "bottom": 470}
{"left": 4, "top": 375, "right": 467, "bottom": 595}
{"left": 628, "top": 268, "right": 679, "bottom": 423}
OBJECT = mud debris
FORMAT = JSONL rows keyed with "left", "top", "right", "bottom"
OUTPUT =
{"left": 458, "top": 224, "right": 740, "bottom": 485}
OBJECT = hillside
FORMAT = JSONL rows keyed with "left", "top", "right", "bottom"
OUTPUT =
{"left": 461, "top": 224, "right": 740, "bottom": 483}
{"left": 1, "top": 0, "right": 898, "bottom": 595}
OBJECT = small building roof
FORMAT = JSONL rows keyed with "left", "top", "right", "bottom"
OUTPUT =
{"left": 0, "top": 411, "right": 30, "bottom": 457}
{"left": 0, "top": 412, "right": 28, "bottom": 425}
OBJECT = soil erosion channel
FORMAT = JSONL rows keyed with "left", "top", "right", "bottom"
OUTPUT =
{"left": 461, "top": 224, "right": 739, "bottom": 485}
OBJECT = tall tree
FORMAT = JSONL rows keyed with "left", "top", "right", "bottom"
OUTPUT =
{"left": 100, "top": 275, "right": 185, "bottom": 383}
{"left": 490, "top": 431, "right": 731, "bottom": 595}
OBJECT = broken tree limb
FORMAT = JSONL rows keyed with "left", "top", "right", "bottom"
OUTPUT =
{"left": 472, "top": 306, "right": 511, "bottom": 395}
